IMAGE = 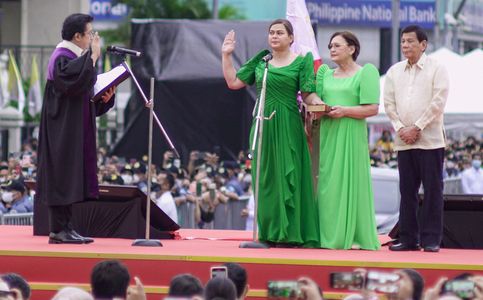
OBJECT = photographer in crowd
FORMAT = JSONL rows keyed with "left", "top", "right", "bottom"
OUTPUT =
{"left": 329, "top": 268, "right": 424, "bottom": 300}
{"left": 424, "top": 274, "right": 483, "bottom": 300}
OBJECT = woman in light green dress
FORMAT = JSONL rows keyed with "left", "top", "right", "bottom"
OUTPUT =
{"left": 221, "top": 19, "right": 323, "bottom": 247}
{"left": 316, "top": 31, "right": 380, "bottom": 250}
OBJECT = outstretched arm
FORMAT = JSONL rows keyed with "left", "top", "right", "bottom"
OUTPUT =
{"left": 221, "top": 30, "right": 246, "bottom": 90}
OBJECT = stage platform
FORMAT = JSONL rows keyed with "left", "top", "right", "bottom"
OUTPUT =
{"left": 0, "top": 226, "right": 482, "bottom": 300}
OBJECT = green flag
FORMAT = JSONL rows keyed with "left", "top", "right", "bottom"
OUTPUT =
{"left": 7, "top": 50, "right": 26, "bottom": 113}
{"left": 28, "top": 55, "right": 42, "bottom": 116}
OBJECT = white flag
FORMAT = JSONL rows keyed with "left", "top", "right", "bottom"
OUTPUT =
{"left": 286, "top": 0, "right": 322, "bottom": 70}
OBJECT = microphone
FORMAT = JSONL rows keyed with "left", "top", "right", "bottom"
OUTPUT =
{"left": 106, "top": 46, "right": 142, "bottom": 57}
{"left": 262, "top": 53, "right": 273, "bottom": 62}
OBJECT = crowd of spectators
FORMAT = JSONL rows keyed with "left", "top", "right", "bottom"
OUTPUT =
{"left": 370, "top": 131, "right": 481, "bottom": 172}
{"left": 0, "top": 132, "right": 481, "bottom": 220}
{"left": 369, "top": 131, "right": 482, "bottom": 193}
{"left": 1, "top": 260, "right": 483, "bottom": 300}
{"left": 0, "top": 138, "right": 254, "bottom": 228}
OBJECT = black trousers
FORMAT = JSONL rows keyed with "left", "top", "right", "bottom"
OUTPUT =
{"left": 397, "top": 148, "right": 445, "bottom": 247}
{"left": 48, "top": 205, "right": 73, "bottom": 233}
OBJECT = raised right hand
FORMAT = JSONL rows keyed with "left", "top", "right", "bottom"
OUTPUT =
{"left": 222, "top": 30, "right": 236, "bottom": 55}
{"left": 90, "top": 32, "right": 101, "bottom": 63}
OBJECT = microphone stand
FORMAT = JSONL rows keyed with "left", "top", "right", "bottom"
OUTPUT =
{"left": 133, "top": 77, "right": 162, "bottom": 247}
{"left": 120, "top": 56, "right": 180, "bottom": 158}
{"left": 240, "top": 56, "right": 275, "bottom": 249}
{"left": 116, "top": 53, "right": 177, "bottom": 247}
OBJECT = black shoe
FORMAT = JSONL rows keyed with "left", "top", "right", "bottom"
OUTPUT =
{"left": 274, "top": 242, "right": 300, "bottom": 248}
{"left": 48, "top": 230, "right": 84, "bottom": 244}
{"left": 69, "top": 229, "right": 94, "bottom": 244}
{"left": 423, "top": 245, "right": 440, "bottom": 252}
{"left": 263, "top": 241, "right": 277, "bottom": 248}
{"left": 389, "top": 243, "right": 421, "bottom": 251}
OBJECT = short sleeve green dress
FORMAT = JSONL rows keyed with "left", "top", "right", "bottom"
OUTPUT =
{"left": 315, "top": 63, "right": 380, "bottom": 250}
{"left": 236, "top": 50, "right": 319, "bottom": 247}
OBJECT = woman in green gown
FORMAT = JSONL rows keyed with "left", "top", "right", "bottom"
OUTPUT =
{"left": 315, "top": 31, "right": 380, "bottom": 250}
{"left": 221, "top": 19, "right": 322, "bottom": 247}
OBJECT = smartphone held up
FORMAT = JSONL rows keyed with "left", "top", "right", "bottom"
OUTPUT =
{"left": 210, "top": 266, "right": 228, "bottom": 279}
{"left": 267, "top": 280, "right": 301, "bottom": 299}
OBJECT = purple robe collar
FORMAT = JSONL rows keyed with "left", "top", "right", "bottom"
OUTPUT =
{"left": 47, "top": 48, "right": 77, "bottom": 81}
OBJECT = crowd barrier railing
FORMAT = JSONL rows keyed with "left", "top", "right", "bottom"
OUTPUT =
{"left": 176, "top": 195, "right": 250, "bottom": 230}
{"left": 0, "top": 212, "right": 34, "bottom": 225}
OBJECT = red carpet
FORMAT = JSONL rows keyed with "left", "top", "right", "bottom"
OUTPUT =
{"left": 0, "top": 226, "right": 482, "bottom": 300}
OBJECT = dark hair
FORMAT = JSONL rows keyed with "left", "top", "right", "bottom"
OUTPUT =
{"left": 168, "top": 274, "right": 204, "bottom": 297}
{"left": 224, "top": 263, "right": 247, "bottom": 299}
{"left": 166, "top": 172, "right": 175, "bottom": 190}
{"left": 1, "top": 273, "right": 31, "bottom": 300}
{"left": 329, "top": 31, "right": 360, "bottom": 61}
{"left": 61, "top": 13, "right": 93, "bottom": 41}
{"left": 204, "top": 276, "right": 237, "bottom": 300}
{"left": 401, "top": 25, "right": 428, "bottom": 42}
{"left": 269, "top": 19, "right": 294, "bottom": 44}
{"left": 90, "top": 260, "right": 130, "bottom": 299}
{"left": 401, "top": 269, "right": 424, "bottom": 300}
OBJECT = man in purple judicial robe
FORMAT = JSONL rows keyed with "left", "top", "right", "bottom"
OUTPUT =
{"left": 37, "top": 13, "right": 115, "bottom": 244}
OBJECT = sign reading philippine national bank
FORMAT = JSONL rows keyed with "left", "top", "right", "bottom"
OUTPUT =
{"left": 306, "top": 0, "right": 436, "bottom": 29}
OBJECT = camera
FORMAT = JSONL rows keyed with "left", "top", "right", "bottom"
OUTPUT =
{"left": 329, "top": 272, "right": 364, "bottom": 290}
{"left": 365, "top": 271, "right": 400, "bottom": 294}
{"left": 267, "top": 281, "right": 301, "bottom": 299}
{"left": 442, "top": 280, "right": 475, "bottom": 299}
{"left": 210, "top": 266, "right": 227, "bottom": 279}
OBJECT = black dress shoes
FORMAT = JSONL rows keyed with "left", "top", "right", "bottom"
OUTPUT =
{"left": 48, "top": 230, "right": 84, "bottom": 244}
{"left": 423, "top": 245, "right": 440, "bottom": 252}
{"left": 69, "top": 229, "right": 94, "bottom": 244}
{"left": 389, "top": 243, "right": 421, "bottom": 251}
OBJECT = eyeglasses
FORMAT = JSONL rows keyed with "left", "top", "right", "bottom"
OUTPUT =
{"left": 328, "top": 43, "right": 348, "bottom": 50}
{"left": 84, "top": 30, "right": 96, "bottom": 38}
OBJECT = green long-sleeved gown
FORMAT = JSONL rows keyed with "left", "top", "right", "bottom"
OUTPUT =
{"left": 237, "top": 50, "right": 319, "bottom": 247}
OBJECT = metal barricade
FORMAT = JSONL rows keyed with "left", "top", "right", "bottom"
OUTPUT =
{"left": 0, "top": 212, "right": 34, "bottom": 225}
{"left": 176, "top": 201, "right": 197, "bottom": 229}
{"left": 229, "top": 196, "right": 250, "bottom": 230}
{"left": 214, "top": 202, "right": 229, "bottom": 229}
{"left": 175, "top": 195, "right": 251, "bottom": 230}
{"left": 444, "top": 177, "right": 463, "bottom": 194}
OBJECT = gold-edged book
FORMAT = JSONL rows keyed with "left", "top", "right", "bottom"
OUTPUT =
{"left": 304, "top": 104, "right": 332, "bottom": 113}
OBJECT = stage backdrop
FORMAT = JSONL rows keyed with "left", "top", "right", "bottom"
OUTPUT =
{"left": 111, "top": 20, "right": 270, "bottom": 163}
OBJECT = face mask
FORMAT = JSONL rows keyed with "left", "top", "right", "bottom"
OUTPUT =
{"left": 2, "top": 192, "right": 14, "bottom": 203}
{"left": 472, "top": 160, "right": 482, "bottom": 170}
{"left": 121, "top": 174, "right": 133, "bottom": 185}
{"left": 133, "top": 175, "right": 140, "bottom": 183}
{"left": 173, "top": 159, "right": 181, "bottom": 168}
